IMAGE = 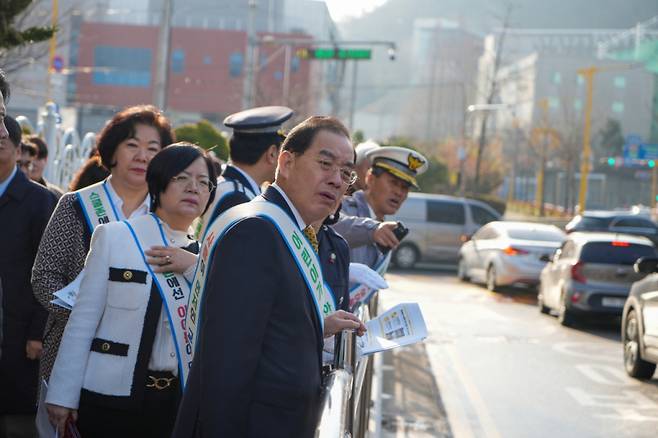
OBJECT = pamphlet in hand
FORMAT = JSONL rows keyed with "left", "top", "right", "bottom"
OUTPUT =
{"left": 358, "top": 302, "right": 428, "bottom": 357}
{"left": 50, "top": 271, "right": 84, "bottom": 310}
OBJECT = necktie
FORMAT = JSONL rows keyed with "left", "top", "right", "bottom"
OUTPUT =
{"left": 303, "top": 226, "right": 319, "bottom": 254}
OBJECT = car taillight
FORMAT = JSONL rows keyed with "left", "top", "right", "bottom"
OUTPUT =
{"left": 611, "top": 241, "right": 630, "bottom": 247}
{"left": 460, "top": 234, "right": 471, "bottom": 243}
{"left": 503, "top": 246, "right": 529, "bottom": 256}
{"left": 570, "top": 292, "right": 582, "bottom": 303}
{"left": 571, "top": 261, "right": 586, "bottom": 283}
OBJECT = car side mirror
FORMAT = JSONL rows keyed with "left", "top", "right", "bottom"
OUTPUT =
{"left": 634, "top": 257, "right": 658, "bottom": 274}
{"left": 540, "top": 254, "right": 553, "bottom": 263}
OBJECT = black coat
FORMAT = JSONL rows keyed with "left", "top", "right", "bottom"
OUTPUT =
{"left": 0, "top": 169, "right": 57, "bottom": 413}
{"left": 318, "top": 225, "right": 350, "bottom": 312}
{"left": 173, "top": 186, "right": 324, "bottom": 438}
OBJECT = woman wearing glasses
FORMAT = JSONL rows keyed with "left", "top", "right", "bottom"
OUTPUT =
{"left": 32, "top": 105, "right": 174, "bottom": 390}
{"left": 45, "top": 143, "right": 216, "bottom": 437}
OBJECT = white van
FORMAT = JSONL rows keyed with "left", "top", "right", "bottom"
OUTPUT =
{"left": 390, "top": 193, "right": 501, "bottom": 268}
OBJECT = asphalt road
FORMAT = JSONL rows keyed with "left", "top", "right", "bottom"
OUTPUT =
{"left": 377, "top": 266, "right": 658, "bottom": 438}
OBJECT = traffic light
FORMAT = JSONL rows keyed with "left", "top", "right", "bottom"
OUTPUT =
{"left": 607, "top": 157, "right": 615, "bottom": 166}
{"left": 296, "top": 48, "right": 372, "bottom": 60}
{"left": 649, "top": 160, "right": 655, "bottom": 168}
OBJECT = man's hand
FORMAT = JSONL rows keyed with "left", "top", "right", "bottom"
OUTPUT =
{"left": 46, "top": 403, "right": 77, "bottom": 436}
{"left": 373, "top": 222, "right": 400, "bottom": 250}
{"left": 26, "top": 340, "right": 43, "bottom": 360}
{"left": 146, "top": 246, "right": 198, "bottom": 274}
{"left": 324, "top": 310, "right": 367, "bottom": 338}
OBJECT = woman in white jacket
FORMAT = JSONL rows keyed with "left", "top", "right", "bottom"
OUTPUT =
{"left": 45, "top": 143, "right": 216, "bottom": 437}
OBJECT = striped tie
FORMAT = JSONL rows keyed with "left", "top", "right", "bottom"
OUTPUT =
{"left": 303, "top": 226, "right": 319, "bottom": 254}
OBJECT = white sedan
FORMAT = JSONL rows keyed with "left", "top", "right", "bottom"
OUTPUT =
{"left": 458, "top": 221, "right": 566, "bottom": 291}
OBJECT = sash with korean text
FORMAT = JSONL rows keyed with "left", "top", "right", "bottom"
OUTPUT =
{"left": 123, "top": 214, "right": 193, "bottom": 388}
{"left": 187, "top": 199, "right": 328, "bottom": 358}
{"left": 75, "top": 179, "right": 120, "bottom": 233}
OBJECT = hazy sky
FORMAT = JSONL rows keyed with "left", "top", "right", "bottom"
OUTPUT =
{"left": 323, "top": 0, "right": 388, "bottom": 22}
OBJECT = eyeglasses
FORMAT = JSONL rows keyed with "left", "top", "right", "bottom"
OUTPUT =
{"left": 315, "top": 157, "right": 358, "bottom": 185}
{"left": 170, "top": 174, "right": 216, "bottom": 193}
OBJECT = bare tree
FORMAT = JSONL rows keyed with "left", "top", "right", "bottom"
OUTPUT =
{"left": 473, "top": 4, "right": 514, "bottom": 192}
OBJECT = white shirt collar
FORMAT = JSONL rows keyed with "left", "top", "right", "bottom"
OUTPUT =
{"left": 106, "top": 175, "right": 151, "bottom": 221}
{"left": 229, "top": 163, "right": 261, "bottom": 195}
{"left": 270, "top": 183, "right": 306, "bottom": 229}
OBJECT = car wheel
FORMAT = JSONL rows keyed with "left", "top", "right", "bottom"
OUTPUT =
{"left": 486, "top": 265, "right": 498, "bottom": 292}
{"left": 457, "top": 258, "right": 470, "bottom": 282}
{"left": 393, "top": 244, "right": 418, "bottom": 270}
{"left": 558, "top": 291, "right": 576, "bottom": 327}
{"left": 537, "top": 286, "right": 550, "bottom": 314}
{"left": 623, "top": 310, "right": 656, "bottom": 379}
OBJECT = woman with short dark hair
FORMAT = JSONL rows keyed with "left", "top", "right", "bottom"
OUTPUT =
{"left": 32, "top": 105, "right": 175, "bottom": 389}
{"left": 45, "top": 143, "right": 216, "bottom": 437}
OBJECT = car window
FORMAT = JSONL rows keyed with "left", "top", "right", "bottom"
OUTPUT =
{"left": 470, "top": 204, "right": 499, "bottom": 226}
{"left": 427, "top": 200, "right": 465, "bottom": 225}
{"left": 578, "top": 216, "right": 614, "bottom": 229}
{"left": 395, "top": 197, "right": 425, "bottom": 221}
{"left": 507, "top": 228, "right": 564, "bottom": 242}
{"left": 611, "top": 217, "right": 657, "bottom": 229}
{"left": 474, "top": 227, "right": 497, "bottom": 240}
{"left": 579, "top": 242, "right": 657, "bottom": 265}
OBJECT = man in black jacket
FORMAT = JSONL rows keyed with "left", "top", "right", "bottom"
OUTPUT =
{"left": 173, "top": 116, "right": 362, "bottom": 438}
{"left": 0, "top": 75, "right": 58, "bottom": 436}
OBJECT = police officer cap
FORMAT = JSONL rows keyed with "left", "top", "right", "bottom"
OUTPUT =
{"left": 223, "top": 106, "right": 293, "bottom": 134}
{"left": 355, "top": 140, "right": 380, "bottom": 165}
{"left": 366, "top": 146, "right": 428, "bottom": 189}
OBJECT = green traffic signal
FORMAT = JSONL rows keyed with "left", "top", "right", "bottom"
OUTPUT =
{"left": 607, "top": 157, "right": 615, "bottom": 166}
{"left": 649, "top": 160, "right": 655, "bottom": 168}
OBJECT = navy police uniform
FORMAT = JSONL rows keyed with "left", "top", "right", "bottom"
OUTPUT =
{"left": 199, "top": 106, "right": 292, "bottom": 237}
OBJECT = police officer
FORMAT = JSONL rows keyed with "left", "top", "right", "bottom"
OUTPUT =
{"left": 197, "top": 105, "right": 292, "bottom": 237}
{"left": 333, "top": 146, "right": 428, "bottom": 268}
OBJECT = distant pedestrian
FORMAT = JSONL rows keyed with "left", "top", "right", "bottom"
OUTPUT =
{"left": 26, "top": 136, "right": 64, "bottom": 199}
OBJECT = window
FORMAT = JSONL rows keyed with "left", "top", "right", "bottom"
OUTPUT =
{"left": 553, "top": 72, "right": 561, "bottom": 84}
{"left": 611, "top": 217, "right": 657, "bottom": 229}
{"left": 614, "top": 76, "right": 626, "bottom": 88}
{"left": 612, "top": 102, "right": 625, "bottom": 114}
{"left": 291, "top": 56, "right": 300, "bottom": 73}
{"left": 507, "top": 228, "right": 565, "bottom": 242}
{"left": 203, "top": 55, "right": 213, "bottom": 65}
{"left": 171, "top": 49, "right": 185, "bottom": 74}
{"left": 573, "top": 99, "right": 582, "bottom": 110}
{"left": 470, "top": 204, "right": 498, "bottom": 226}
{"left": 580, "top": 242, "right": 656, "bottom": 265}
{"left": 473, "top": 226, "right": 497, "bottom": 240}
{"left": 92, "top": 46, "right": 152, "bottom": 88}
{"left": 577, "top": 75, "right": 584, "bottom": 86}
{"left": 426, "top": 200, "right": 465, "bottom": 225}
{"left": 229, "top": 52, "right": 244, "bottom": 77}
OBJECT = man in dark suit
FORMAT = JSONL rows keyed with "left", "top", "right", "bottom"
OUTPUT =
{"left": 198, "top": 106, "right": 292, "bottom": 237}
{"left": 173, "top": 116, "right": 364, "bottom": 438}
{"left": 0, "top": 94, "right": 58, "bottom": 435}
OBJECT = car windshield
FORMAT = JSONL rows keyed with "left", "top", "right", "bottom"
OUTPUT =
{"left": 507, "top": 229, "right": 564, "bottom": 242}
{"left": 577, "top": 216, "right": 614, "bottom": 229}
{"left": 579, "top": 242, "right": 657, "bottom": 265}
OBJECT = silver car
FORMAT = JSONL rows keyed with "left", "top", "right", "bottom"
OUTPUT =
{"left": 391, "top": 193, "right": 501, "bottom": 268}
{"left": 458, "top": 221, "right": 565, "bottom": 291}
{"left": 538, "top": 232, "right": 657, "bottom": 326}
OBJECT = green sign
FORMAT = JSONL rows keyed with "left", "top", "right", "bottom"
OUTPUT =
{"left": 296, "top": 48, "right": 372, "bottom": 60}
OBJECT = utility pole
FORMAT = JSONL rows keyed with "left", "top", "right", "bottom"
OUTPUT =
{"left": 242, "top": 0, "right": 258, "bottom": 109}
{"left": 348, "top": 61, "right": 359, "bottom": 130}
{"left": 577, "top": 67, "right": 597, "bottom": 214}
{"left": 153, "top": 0, "right": 173, "bottom": 110}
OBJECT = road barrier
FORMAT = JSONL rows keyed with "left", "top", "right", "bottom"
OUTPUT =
{"left": 316, "top": 294, "right": 380, "bottom": 437}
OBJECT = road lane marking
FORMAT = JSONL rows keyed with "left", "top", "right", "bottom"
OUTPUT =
{"left": 575, "top": 364, "right": 641, "bottom": 386}
{"left": 597, "top": 408, "right": 658, "bottom": 421}
{"left": 553, "top": 342, "right": 619, "bottom": 363}
{"left": 444, "top": 345, "right": 503, "bottom": 438}
{"left": 566, "top": 387, "right": 658, "bottom": 409}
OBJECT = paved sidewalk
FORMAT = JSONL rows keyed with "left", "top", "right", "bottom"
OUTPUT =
{"left": 378, "top": 342, "right": 452, "bottom": 437}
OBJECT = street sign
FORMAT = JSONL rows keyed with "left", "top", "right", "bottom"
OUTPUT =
{"left": 52, "top": 55, "right": 64, "bottom": 73}
{"left": 296, "top": 48, "right": 372, "bottom": 60}
{"left": 623, "top": 134, "right": 658, "bottom": 160}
